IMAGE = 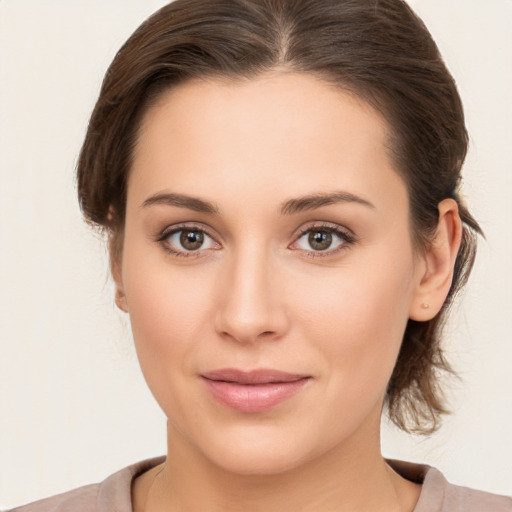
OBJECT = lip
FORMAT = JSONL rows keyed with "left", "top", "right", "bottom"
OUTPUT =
{"left": 200, "top": 368, "right": 311, "bottom": 413}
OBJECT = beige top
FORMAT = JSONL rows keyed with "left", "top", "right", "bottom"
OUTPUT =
{"left": 8, "top": 457, "right": 512, "bottom": 512}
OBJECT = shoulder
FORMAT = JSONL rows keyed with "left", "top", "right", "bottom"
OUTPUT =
{"left": 6, "top": 484, "right": 99, "bottom": 512}
{"left": 388, "top": 459, "right": 512, "bottom": 512}
{"left": 6, "top": 456, "right": 165, "bottom": 512}
{"left": 424, "top": 468, "right": 512, "bottom": 512}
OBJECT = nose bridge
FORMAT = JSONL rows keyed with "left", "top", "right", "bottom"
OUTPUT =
{"left": 215, "top": 241, "right": 286, "bottom": 343}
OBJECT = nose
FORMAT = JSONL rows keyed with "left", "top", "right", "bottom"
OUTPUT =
{"left": 214, "top": 245, "right": 289, "bottom": 344}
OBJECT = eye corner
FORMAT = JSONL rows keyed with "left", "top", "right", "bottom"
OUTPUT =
{"left": 155, "top": 223, "right": 222, "bottom": 259}
{"left": 289, "top": 222, "right": 357, "bottom": 258}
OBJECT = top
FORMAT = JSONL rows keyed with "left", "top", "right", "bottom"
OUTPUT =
{"left": 8, "top": 457, "right": 512, "bottom": 511}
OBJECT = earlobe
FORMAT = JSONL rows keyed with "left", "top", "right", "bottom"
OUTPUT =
{"left": 114, "top": 287, "right": 129, "bottom": 313}
{"left": 109, "top": 234, "right": 129, "bottom": 313}
{"left": 409, "top": 198, "right": 462, "bottom": 321}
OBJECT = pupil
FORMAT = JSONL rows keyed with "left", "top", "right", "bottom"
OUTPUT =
{"left": 180, "top": 230, "right": 204, "bottom": 250}
{"left": 309, "top": 231, "right": 332, "bottom": 250}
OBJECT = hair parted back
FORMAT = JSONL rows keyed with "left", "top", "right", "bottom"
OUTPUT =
{"left": 77, "top": 0, "right": 482, "bottom": 434}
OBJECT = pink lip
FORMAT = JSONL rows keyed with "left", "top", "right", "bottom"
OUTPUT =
{"left": 200, "top": 368, "right": 311, "bottom": 413}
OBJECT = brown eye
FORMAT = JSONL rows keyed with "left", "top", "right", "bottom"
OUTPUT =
{"left": 308, "top": 231, "right": 333, "bottom": 251}
{"left": 291, "top": 225, "right": 353, "bottom": 256}
{"left": 180, "top": 230, "right": 204, "bottom": 251}
{"left": 161, "top": 227, "right": 220, "bottom": 256}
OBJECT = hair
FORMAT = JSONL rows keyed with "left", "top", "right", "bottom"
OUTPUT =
{"left": 77, "top": 0, "right": 482, "bottom": 434}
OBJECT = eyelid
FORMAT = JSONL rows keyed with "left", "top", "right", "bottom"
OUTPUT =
{"left": 156, "top": 222, "right": 222, "bottom": 258}
{"left": 157, "top": 222, "right": 217, "bottom": 241}
{"left": 154, "top": 220, "right": 356, "bottom": 259}
{"left": 289, "top": 221, "right": 357, "bottom": 257}
{"left": 292, "top": 221, "right": 356, "bottom": 240}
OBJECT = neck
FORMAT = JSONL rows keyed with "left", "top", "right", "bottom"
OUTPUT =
{"left": 135, "top": 415, "right": 421, "bottom": 512}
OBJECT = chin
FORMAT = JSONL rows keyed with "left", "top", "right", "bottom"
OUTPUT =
{"left": 182, "top": 414, "right": 357, "bottom": 477}
{"left": 174, "top": 417, "right": 318, "bottom": 476}
{"left": 207, "top": 440, "right": 312, "bottom": 476}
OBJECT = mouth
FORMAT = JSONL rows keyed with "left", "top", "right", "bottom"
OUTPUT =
{"left": 200, "top": 368, "right": 311, "bottom": 413}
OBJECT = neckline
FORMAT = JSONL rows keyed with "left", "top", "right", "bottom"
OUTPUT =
{"left": 99, "top": 456, "right": 441, "bottom": 512}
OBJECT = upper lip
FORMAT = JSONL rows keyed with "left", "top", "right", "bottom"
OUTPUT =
{"left": 201, "top": 368, "right": 309, "bottom": 384}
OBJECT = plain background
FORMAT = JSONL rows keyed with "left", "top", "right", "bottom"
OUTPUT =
{"left": 0, "top": 0, "right": 511, "bottom": 508}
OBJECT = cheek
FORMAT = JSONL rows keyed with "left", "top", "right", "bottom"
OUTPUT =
{"left": 120, "top": 242, "right": 217, "bottom": 406}
{"left": 126, "top": 269, "right": 205, "bottom": 348}
{"left": 122, "top": 227, "right": 215, "bottom": 332}
{"left": 290, "top": 252, "right": 415, "bottom": 396}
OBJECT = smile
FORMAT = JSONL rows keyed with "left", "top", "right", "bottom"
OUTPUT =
{"left": 200, "top": 369, "right": 311, "bottom": 413}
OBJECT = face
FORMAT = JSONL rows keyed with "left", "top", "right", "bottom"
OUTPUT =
{"left": 117, "top": 72, "right": 426, "bottom": 475}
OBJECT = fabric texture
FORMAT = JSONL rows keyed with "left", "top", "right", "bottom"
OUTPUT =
{"left": 8, "top": 457, "right": 512, "bottom": 511}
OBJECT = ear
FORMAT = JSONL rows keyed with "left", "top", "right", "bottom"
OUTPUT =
{"left": 109, "top": 234, "right": 129, "bottom": 313}
{"left": 409, "top": 198, "right": 462, "bottom": 321}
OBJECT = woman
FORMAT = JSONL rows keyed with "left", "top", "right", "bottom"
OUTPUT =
{"left": 6, "top": 0, "right": 511, "bottom": 510}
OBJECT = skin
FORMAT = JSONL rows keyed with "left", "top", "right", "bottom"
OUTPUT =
{"left": 112, "top": 71, "right": 461, "bottom": 511}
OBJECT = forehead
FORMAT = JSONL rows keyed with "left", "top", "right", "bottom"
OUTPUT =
{"left": 130, "top": 72, "right": 405, "bottom": 213}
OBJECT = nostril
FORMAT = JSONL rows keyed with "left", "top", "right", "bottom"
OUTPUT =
{"left": 258, "top": 331, "right": 275, "bottom": 337}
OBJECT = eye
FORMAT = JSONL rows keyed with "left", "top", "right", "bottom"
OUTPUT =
{"left": 159, "top": 226, "right": 220, "bottom": 257}
{"left": 291, "top": 225, "right": 355, "bottom": 256}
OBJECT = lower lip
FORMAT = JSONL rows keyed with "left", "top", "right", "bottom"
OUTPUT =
{"left": 202, "top": 378, "right": 310, "bottom": 413}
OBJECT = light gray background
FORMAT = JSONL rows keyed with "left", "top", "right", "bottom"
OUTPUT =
{"left": 1, "top": 0, "right": 511, "bottom": 508}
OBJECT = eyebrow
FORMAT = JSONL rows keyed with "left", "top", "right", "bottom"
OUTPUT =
{"left": 280, "top": 191, "right": 375, "bottom": 215}
{"left": 141, "top": 190, "right": 375, "bottom": 215}
{"left": 142, "top": 192, "right": 220, "bottom": 214}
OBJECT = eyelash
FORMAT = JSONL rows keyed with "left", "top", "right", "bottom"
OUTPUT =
{"left": 156, "top": 223, "right": 219, "bottom": 259}
{"left": 291, "top": 223, "right": 356, "bottom": 259}
{"left": 156, "top": 222, "right": 356, "bottom": 259}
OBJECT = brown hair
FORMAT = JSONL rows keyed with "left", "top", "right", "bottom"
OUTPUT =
{"left": 77, "top": 0, "right": 482, "bottom": 434}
